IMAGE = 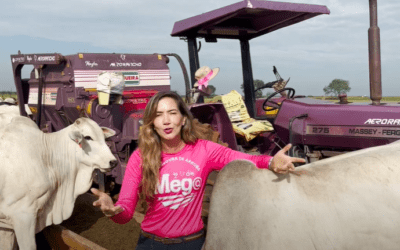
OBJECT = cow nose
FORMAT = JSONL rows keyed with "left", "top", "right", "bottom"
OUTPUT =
{"left": 110, "top": 160, "right": 118, "bottom": 169}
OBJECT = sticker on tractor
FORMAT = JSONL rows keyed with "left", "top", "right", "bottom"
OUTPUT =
{"left": 306, "top": 125, "right": 400, "bottom": 138}
{"left": 85, "top": 61, "right": 99, "bottom": 68}
{"left": 110, "top": 62, "right": 142, "bottom": 67}
{"left": 35, "top": 55, "right": 56, "bottom": 62}
{"left": 12, "top": 57, "right": 25, "bottom": 63}
{"left": 28, "top": 87, "right": 58, "bottom": 105}
{"left": 74, "top": 70, "right": 170, "bottom": 88}
{"left": 123, "top": 72, "right": 140, "bottom": 86}
{"left": 364, "top": 119, "right": 400, "bottom": 125}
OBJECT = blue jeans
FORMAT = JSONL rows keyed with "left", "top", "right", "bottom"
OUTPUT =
{"left": 135, "top": 231, "right": 205, "bottom": 250}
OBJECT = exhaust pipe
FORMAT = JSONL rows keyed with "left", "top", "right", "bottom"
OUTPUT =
{"left": 368, "top": 0, "right": 382, "bottom": 106}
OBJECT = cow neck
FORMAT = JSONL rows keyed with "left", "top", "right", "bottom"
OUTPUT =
{"left": 38, "top": 127, "right": 80, "bottom": 229}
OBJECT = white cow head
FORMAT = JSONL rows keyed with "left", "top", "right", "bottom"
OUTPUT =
{"left": 68, "top": 118, "right": 117, "bottom": 172}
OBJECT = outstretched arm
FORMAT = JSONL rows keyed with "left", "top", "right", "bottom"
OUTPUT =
{"left": 204, "top": 140, "right": 304, "bottom": 174}
{"left": 92, "top": 150, "right": 142, "bottom": 224}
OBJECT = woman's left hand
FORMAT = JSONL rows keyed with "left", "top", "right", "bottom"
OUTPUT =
{"left": 269, "top": 144, "right": 306, "bottom": 174}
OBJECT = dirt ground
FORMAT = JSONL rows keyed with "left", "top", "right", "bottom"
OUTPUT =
{"left": 61, "top": 193, "right": 142, "bottom": 250}
{"left": 34, "top": 193, "right": 141, "bottom": 250}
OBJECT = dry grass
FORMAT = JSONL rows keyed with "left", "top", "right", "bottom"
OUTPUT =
{"left": 0, "top": 93, "right": 17, "bottom": 99}
{"left": 313, "top": 96, "right": 400, "bottom": 103}
{"left": 205, "top": 95, "right": 400, "bottom": 104}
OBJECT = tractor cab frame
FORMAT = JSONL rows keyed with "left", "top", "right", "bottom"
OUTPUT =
{"left": 172, "top": 0, "right": 330, "bottom": 118}
{"left": 172, "top": 0, "right": 397, "bottom": 162}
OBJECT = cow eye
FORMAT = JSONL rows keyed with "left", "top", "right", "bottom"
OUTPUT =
{"left": 84, "top": 136, "right": 93, "bottom": 141}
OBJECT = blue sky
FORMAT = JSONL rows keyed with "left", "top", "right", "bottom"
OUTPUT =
{"left": 1, "top": 0, "right": 399, "bottom": 97}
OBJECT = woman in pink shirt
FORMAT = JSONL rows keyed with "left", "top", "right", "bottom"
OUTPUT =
{"left": 92, "top": 90, "right": 305, "bottom": 250}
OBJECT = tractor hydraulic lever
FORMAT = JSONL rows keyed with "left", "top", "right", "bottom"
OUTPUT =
{"left": 255, "top": 66, "right": 288, "bottom": 92}
{"left": 288, "top": 113, "right": 308, "bottom": 157}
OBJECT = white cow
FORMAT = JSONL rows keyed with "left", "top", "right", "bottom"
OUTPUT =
{"left": 205, "top": 142, "right": 400, "bottom": 250}
{"left": 0, "top": 116, "right": 117, "bottom": 250}
{"left": 3, "top": 97, "right": 16, "bottom": 105}
{"left": 0, "top": 105, "right": 20, "bottom": 116}
{"left": 0, "top": 113, "right": 19, "bottom": 128}
{"left": 0, "top": 98, "right": 33, "bottom": 117}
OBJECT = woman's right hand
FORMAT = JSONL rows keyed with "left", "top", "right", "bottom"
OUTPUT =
{"left": 91, "top": 188, "right": 124, "bottom": 217}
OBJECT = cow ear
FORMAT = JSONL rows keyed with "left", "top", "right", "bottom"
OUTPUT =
{"left": 69, "top": 130, "right": 83, "bottom": 144}
{"left": 101, "top": 127, "right": 116, "bottom": 138}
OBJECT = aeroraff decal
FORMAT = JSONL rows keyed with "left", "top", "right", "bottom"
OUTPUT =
{"left": 364, "top": 119, "right": 400, "bottom": 125}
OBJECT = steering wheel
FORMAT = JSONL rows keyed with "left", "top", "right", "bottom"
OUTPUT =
{"left": 262, "top": 87, "right": 295, "bottom": 112}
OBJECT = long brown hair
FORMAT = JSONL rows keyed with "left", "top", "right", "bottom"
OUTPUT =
{"left": 138, "top": 91, "right": 203, "bottom": 199}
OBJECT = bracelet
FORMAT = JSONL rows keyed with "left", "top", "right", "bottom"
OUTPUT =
{"left": 268, "top": 157, "right": 273, "bottom": 168}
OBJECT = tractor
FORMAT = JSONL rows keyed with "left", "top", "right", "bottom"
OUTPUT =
{"left": 10, "top": 0, "right": 393, "bottom": 191}
{"left": 172, "top": 0, "right": 398, "bottom": 163}
{"left": 10, "top": 52, "right": 194, "bottom": 193}
{"left": 10, "top": 0, "right": 395, "bottom": 190}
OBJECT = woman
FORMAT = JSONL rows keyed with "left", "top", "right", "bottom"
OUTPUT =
{"left": 92, "top": 91, "right": 305, "bottom": 250}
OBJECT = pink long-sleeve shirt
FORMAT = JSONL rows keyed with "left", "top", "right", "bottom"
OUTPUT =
{"left": 111, "top": 139, "right": 272, "bottom": 238}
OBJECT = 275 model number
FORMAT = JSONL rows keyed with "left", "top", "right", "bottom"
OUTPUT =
{"left": 312, "top": 127, "right": 330, "bottom": 134}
